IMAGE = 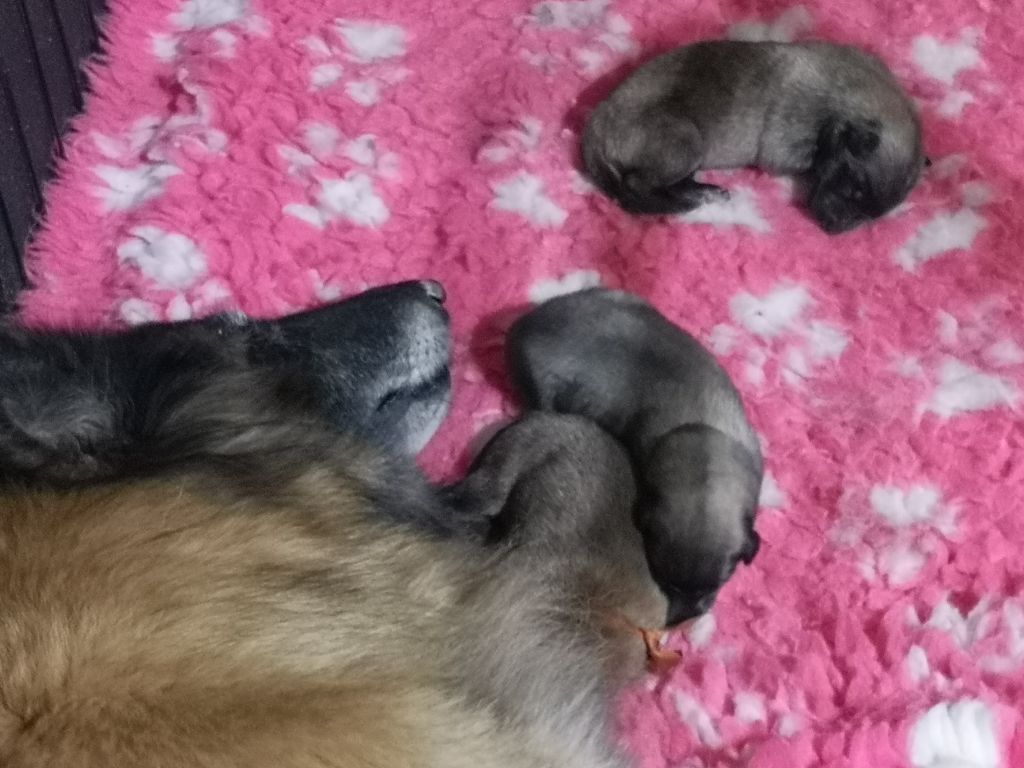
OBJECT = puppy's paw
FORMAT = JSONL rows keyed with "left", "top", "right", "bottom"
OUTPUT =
{"left": 656, "top": 178, "right": 731, "bottom": 214}
{"left": 700, "top": 184, "right": 730, "bottom": 203}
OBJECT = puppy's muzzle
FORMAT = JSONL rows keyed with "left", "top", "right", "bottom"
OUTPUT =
{"left": 664, "top": 587, "right": 718, "bottom": 628}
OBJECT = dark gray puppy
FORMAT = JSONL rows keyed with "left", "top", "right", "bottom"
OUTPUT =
{"left": 507, "top": 288, "right": 763, "bottom": 625}
{"left": 445, "top": 412, "right": 670, "bottom": 742}
{"left": 582, "top": 40, "right": 925, "bottom": 233}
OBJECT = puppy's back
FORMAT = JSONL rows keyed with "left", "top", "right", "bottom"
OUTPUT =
{"left": 583, "top": 40, "right": 920, "bottom": 180}
{"left": 789, "top": 43, "right": 921, "bottom": 153}
{"left": 508, "top": 288, "right": 758, "bottom": 455}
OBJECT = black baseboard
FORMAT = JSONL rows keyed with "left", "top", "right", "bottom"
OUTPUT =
{"left": 0, "top": 0, "right": 106, "bottom": 312}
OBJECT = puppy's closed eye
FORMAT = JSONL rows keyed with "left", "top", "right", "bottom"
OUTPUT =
{"left": 818, "top": 118, "right": 881, "bottom": 163}
{"left": 841, "top": 120, "right": 881, "bottom": 159}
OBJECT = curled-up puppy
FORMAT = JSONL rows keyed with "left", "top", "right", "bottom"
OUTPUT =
{"left": 508, "top": 288, "right": 763, "bottom": 625}
{"left": 582, "top": 40, "right": 925, "bottom": 232}
{"left": 444, "top": 412, "right": 674, "bottom": 744}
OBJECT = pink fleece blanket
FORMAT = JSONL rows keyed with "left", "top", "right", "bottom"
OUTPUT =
{"left": 19, "top": 0, "right": 1024, "bottom": 765}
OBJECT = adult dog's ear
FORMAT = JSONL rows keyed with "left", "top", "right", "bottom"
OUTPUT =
{"left": 0, "top": 339, "right": 121, "bottom": 481}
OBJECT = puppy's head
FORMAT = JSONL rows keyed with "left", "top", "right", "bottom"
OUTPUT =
{"left": 808, "top": 118, "right": 924, "bottom": 233}
{"left": 637, "top": 425, "right": 762, "bottom": 627}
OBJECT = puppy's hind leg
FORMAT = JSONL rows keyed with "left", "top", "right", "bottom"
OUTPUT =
{"left": 614, "top": 114, "right": 728, "bottom": 215}
{"left": 621, "top": 176, "right": 729, "bottom": 215}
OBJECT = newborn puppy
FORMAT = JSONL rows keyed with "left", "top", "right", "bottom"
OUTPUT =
{"left": 444, "top": 413, "right": 670, "bottom": 689}
{"left": 582, "top": 40, "right": 925, "bottom": 233}
{"left": 507, "top": 288, "right": 763, "bottom": 625}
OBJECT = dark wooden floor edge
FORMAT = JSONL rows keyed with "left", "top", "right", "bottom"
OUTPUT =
{"left": 0, "top": 0, "right": 108, "bottom": 314}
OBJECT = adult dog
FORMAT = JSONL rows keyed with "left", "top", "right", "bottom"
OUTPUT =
{"left": 0, "top": 281, "right": 670, "bottom": 768}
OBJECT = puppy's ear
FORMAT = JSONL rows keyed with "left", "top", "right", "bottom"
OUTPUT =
{"left": 819, "top": 118, "right": 881, "bottom": 160}
{"left": 840, "top": 120, "right": 881, "bottom": 159}
{"left": 739, "top": 525, "right": 761, "bottom": 565}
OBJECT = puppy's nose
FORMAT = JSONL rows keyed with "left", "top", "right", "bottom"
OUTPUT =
{"left": 664, "top": 590, "right": 717, "bottom": 627}
{"left": 696, "top": 593, "right": 717, "bottom": 614}
{"left": 420, "top": 280, "right": 446, "bottom": 304}
{"left": 821, "top": 217, "right": 848, "bottom": 234}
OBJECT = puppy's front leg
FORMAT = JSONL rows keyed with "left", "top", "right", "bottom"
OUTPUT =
{"left": 614, "top": 173, "right": 728, "bottom": 215}
{"left": 664, "top": 176, "right": 730, "bottom": 210}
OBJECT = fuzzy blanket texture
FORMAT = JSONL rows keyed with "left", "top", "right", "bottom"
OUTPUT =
{"left": 19, "top": 0, "right": 1024, "bottom": 765}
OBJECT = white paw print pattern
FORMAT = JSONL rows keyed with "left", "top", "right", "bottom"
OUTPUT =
{"left": 673, "top": 692, "right": 723, "bottom": 749}
{"left": 480, "top": 117, "right": 569, "bottom": 230}
{"left": 308, "top": 268, "right": 344, "bottom": 302}
{"left": 727, "top": 5, "right": 814, "bottom": 43}
{"left": 937, "top": 296, "right": 1022, "bottom": 365}
{"left": 710, "top": 283, "right": 849, "bottom": 388}
{"left": 477, "top": 117, "right": 543, "bottom": 165}
{"left": 911, "top": 28, "right": 984, "bottom": 119}
{"left": 896, "top": 210, "right": 988, "bottom": 272}
{"left": 678, "top": 185, "right": 771, "bottom": 233}
{"left": 906, "top": 597, "right": 1024, "bottom": 681}
{"left": 117, "top": 226, "right": 208, "bottom": 290}
{"left": 833, "top": 483, "right": 957, "bottom": 587}
{"left": 909, "top": 700, "right": 1000, "bottom": 768}
{"left": 154, "top": 0, "right": 271, "bottom": 62}
{"left": 524, "top": 0, "right": 637, "bottom": 75}
{"left": 119, "top": 278, "right": 236, "bottom": 326}
{"left": 758, "top": 471, "right": 787, "bottom": 510}
{"left": 174, "top": 0, "right": 248, "bottom": 29}
{"left": 90, "top": 72, "right": 226, "bottom": 212}
{"left": 115, "top": 226, "right": 236, "bottom": 324}
{"left": 528, "top": 269, "right": 602, "bottom": 303}
{"left": 893, "top": 298, "right": 1021, "bottom": 419}
{"left": 491, "top": 171, "right": 568, "bottom": 229}
{"left": 896, "top": 154, "right": 993, "bottom": 272}
{"left": 279, "top": 121, "right": 398, "bottom": 229}
{"left": 925, "top": 358, "right": 1018, "bottom": 418}
{"left": 300, "top": 19, "right": 409, "bottom": 104}
{"left": 91, "top": 163, "right": 181, "bottom": 213}
{"left": 675, "top": 685, "right": 807, "bottom": 749}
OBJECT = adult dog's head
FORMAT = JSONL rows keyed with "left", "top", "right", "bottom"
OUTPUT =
{"left": 0, "top": 282, "right": 464, "bottom": 767}
{"left": 0, "top": 280, "right": 452, "bottom": 485}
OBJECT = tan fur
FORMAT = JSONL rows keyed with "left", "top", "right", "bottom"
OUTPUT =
{"left": 0, "top": 478, "right": 507, "bottom": 767}
{"left": 0, "top": 282, "right": 668, "bottom": 767}
{"left": 0, "top": 442, "right": 664, "bottom": 768}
